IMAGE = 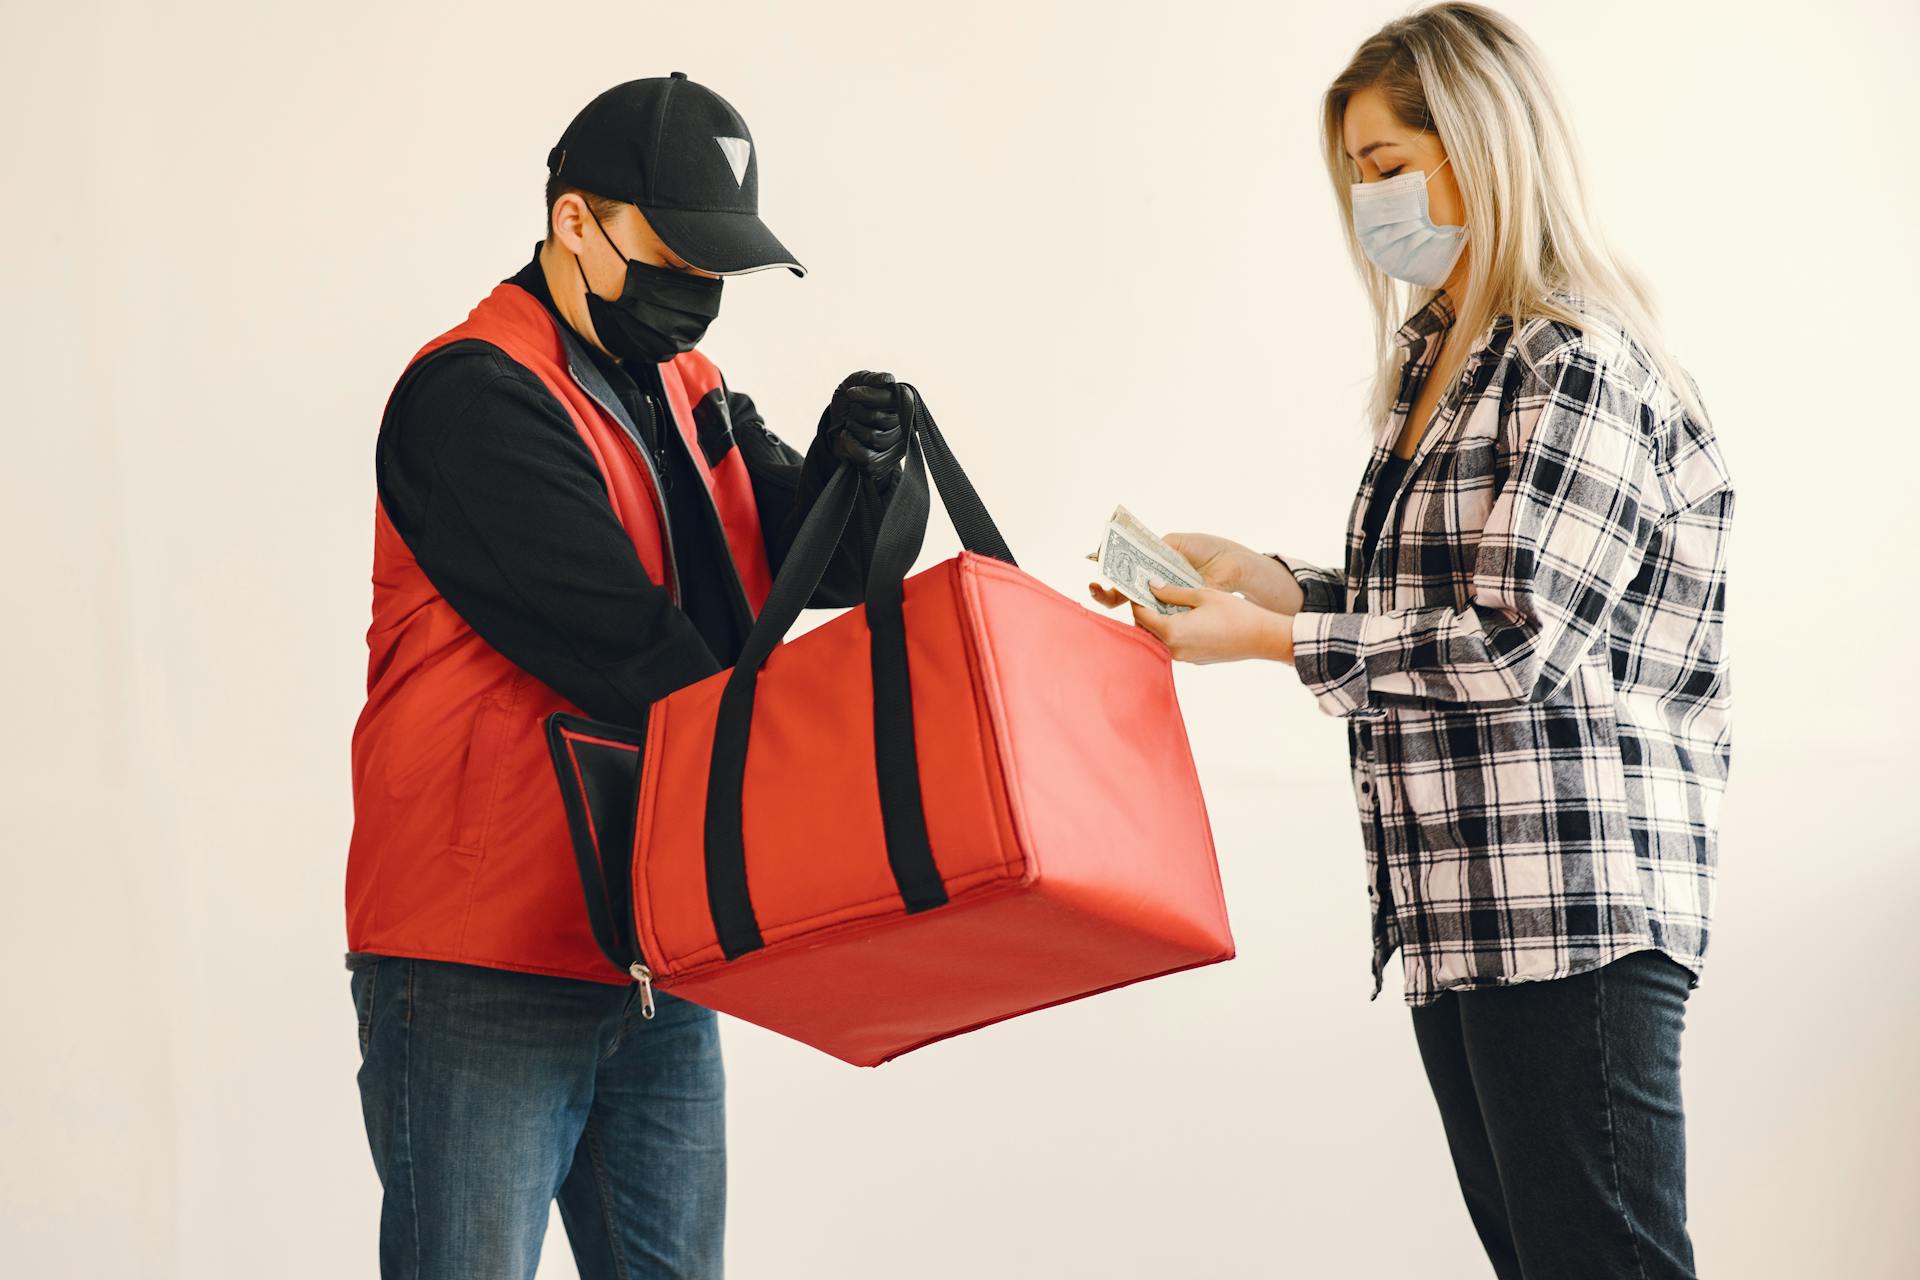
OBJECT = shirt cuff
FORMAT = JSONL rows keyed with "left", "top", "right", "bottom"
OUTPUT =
{"left": 1290, "top": 608, "right": 1387, "bottom": 719}
{"left": 1266, "top": 552, "right": 1345, "bottom": 614}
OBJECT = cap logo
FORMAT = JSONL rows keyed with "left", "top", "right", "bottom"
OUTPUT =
{"left": 714, "top": 136, "right": 751, "bottom": 187}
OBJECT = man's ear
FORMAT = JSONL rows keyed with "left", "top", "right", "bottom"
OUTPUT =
{"left": 550, "top": 192, "right": 589, "bottom": 255}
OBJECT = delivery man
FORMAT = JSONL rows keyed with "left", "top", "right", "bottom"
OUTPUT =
{"left": 343, "top": 73, "right": 907, "bottom": 1279}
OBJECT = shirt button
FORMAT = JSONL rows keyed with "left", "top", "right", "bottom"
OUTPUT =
{"left": 1360, "top": 780, "right": 1372, "bottom": 794}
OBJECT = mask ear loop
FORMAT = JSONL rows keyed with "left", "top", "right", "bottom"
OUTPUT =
{"left": 574, "top": 200, "right": 626, "bottom": 298}
{"left": 1427, "top": 153, "right": 1466, "bottom": 241}
{"left": 1408, "top": 119, "right": 1452, "bottom": 185}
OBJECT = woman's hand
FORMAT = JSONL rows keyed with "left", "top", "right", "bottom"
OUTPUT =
{"left": 1160, "top": 532, "right": 1254, "bottom": 592}
{"left": 1084, "top": 529, "right": 1306, "bottom": 613}
{"left": 1160, "top": 532, "right": 1305, "bottom": 615}
{"left": 1086, "top": 576, "right": 1295, "bottom": 666}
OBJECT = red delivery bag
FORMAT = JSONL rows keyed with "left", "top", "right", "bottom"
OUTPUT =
{"left": 546, "top": 387, "right": 1233, "bottom": 1066}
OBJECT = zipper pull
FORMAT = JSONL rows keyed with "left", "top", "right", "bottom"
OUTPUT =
{"left": 629, "top": 961, "right": 657, "bottom": 1019}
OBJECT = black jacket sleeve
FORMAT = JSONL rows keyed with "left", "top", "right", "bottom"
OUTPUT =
{"left": 375, "top": 342, "right": 722, "bottom": 729}
{"left": 726, "top": 387, "right": 902, "bottom": 609}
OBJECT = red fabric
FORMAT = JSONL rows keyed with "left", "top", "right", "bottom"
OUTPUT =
{"left": 346, "top": 279, "right": 772, "bottom": 983}
{"left": 632, "top": 551, "right": 1235, "bottom": 1065}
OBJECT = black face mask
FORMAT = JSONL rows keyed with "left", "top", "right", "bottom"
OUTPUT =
{"left": 575, "top": 205, "right": 723, "bottom": 365}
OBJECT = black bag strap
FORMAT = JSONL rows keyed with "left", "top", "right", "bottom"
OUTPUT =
{"left": 703, "top": 386, "right": 1015, "bottom": 959}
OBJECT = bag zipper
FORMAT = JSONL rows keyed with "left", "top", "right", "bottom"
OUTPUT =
{"left": 628, "top": 960, "right": 656, "bottom": 1019}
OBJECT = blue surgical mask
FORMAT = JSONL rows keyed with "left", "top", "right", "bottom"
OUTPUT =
{"left": 1350, "top": 154, "right": 1467, "bottom": 288}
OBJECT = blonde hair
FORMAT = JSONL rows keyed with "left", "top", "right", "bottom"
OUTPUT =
{"left": 1321, "top": 2, "right": 1709, "bottom": 431}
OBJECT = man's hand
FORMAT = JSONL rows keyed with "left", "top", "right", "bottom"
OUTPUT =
{"left": 1087, "top": 576, "right": 1295, "bottom": 666}
{"left": 824, "top": 370, "right": 909, "bottom": 480}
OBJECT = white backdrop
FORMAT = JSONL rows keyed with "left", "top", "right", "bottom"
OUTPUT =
{"left": 4, "top": 1, "right": 1915, "bottom": 1276}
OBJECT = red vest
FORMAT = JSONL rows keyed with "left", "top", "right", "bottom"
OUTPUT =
{"left": 346, "top": 278, "right": 774, "bottom": 983}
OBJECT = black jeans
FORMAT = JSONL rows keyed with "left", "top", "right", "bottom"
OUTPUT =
{"left": 1411, "top": 948, "right": 1696, "bottom": 1280}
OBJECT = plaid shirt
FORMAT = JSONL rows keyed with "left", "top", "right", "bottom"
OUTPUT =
{"left": 1274, "top": 289, "right": 1734, "bottom": 1005}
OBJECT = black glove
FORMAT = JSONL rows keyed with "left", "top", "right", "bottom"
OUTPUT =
{"left": 823, "top": 370, "right": 910, "bottom": 480}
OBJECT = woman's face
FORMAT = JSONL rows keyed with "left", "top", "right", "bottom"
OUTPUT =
{"left": 1342, "top": 86, "right": 1464, "bottom": 229}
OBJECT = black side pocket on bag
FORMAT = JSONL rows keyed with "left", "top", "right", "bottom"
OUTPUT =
{"left": 545, "top": 712, "right": 648, "bottom": 970}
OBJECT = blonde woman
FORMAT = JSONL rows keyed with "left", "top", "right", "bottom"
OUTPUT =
{"left": 1091, "top": 5, "right": 1730, "bottom": 1276}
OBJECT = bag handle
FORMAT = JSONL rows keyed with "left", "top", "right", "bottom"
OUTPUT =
{"left": 703, "top": 386, "right": 1016, "bottom": 959}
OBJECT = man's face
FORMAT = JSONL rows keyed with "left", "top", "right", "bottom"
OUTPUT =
{"left": 564, "top": 196, "right": 721, "bottom": 303}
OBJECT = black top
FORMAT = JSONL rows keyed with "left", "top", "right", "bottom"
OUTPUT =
{"left": 1354, "top": 449, "right": 1413, "bottom": 611}
{"left": 374, "top": 241, "right": 896, "bottom": 729}
{"left": 1356, "top": 447, "right": 1411, "bottom": 926}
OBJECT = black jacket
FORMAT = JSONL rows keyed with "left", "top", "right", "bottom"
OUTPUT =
{"left": 374, "top": 242, "right": 899, "bottom": 729}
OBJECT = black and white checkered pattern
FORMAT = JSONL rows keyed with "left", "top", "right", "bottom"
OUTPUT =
{"left": 1275, "top": 289, "right": 1733, "bottom": 1005}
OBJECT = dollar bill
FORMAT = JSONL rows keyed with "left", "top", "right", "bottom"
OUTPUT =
{"left": 1086, "top": 504, "right": 1204, "bottom": 615}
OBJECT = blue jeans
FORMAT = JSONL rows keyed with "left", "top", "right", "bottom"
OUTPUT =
{"left": 346, "top": 952, "right": 726, "bottom": 1279}
{"left": 1410, "top": 948, "right": 1696, "bottom": 1280}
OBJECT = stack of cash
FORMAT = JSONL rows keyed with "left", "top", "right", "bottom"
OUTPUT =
{"left": 1086, "top": 505, "right": 1203, "bottom": 616}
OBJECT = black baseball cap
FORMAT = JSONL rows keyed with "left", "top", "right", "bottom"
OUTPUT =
{"left": 546, "top": 72, "right": 805, "bottom": 277}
